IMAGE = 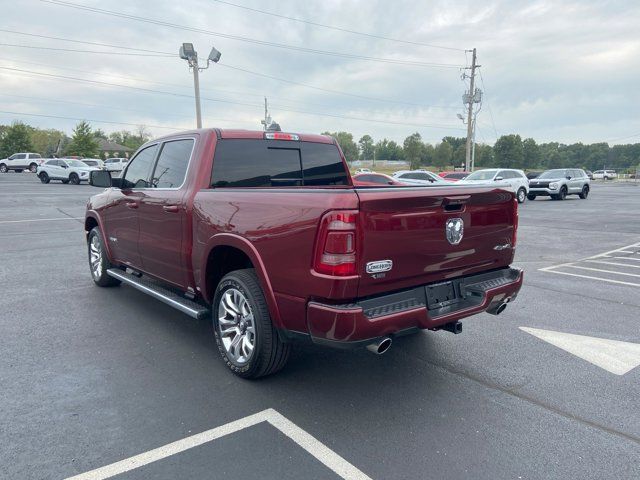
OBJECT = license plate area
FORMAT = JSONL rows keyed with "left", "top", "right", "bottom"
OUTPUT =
{"left": 425, "top": 281, "right": 459, "bottom": 310}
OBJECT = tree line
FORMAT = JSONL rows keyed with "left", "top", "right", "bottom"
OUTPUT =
{"left": 0, "top": 120, "right": 150, "bottom": 159}
{"left": 322, "top": 131, "right": 640, "bottom": 173}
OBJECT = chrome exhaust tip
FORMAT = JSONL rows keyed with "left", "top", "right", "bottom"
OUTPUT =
{"left": 487, "top": 300, "right": 509, "bottom": 316}
{"left": 366, "top": 337, "right": 392, "bottom": 355}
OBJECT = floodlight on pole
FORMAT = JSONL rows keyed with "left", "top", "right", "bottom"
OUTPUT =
{"left": 179, "top": 43, "right": 222, "bottom": 128}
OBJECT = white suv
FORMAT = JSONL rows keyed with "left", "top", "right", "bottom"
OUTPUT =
{"left": 592, "top": 170, "right": 617, "bottom": 180}
{"left": 459, "top": 168, "right": 529, "bottom": 203}
{"left": 0, "top": 153, "right": 44, "bottom": 173}
{"left": 37, "top": 159, "right": 99, "bottom": 185}
{"left": 104, "top": 157, "right": 129, "bottom": 173}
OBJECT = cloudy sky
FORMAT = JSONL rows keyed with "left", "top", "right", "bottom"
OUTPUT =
{"left": 1, "top": 0, "right": 639, "bottom": 145}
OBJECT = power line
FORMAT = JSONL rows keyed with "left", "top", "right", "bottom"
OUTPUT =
{"left": 210, "top": 0, "right": 465, "bottom": 52}
{"left": 478, "top": 69, "right": 499, "bottom": 139}
{"left": 0, "top": 66, "right": 464, "bottom": 130}
{"left": 40, "top": 0, "right": 464, "bottom": 68}
{"left": 0, "top": 43, "right": 172, "bottom": 57}
{"left": 0, "top": 110, "right": 183, "bottom": 130}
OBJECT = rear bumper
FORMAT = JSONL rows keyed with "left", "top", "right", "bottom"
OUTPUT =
{"left": 306, "top": 267, "right": 523, "bottom": 347}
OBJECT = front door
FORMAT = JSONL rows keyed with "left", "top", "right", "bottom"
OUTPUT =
{"left": 137, "top": 138, "right": 194, "bottom": 289}
{"left": 102, "top": 144, "right": 158, "bottom": 268}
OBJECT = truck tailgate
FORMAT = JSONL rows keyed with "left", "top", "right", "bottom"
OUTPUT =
{"left": 355, "top": 186, "right": 516, "bottom": 298}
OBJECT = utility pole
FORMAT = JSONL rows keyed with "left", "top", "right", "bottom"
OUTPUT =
{"left": 464, "top": 48, "right": 477, "bottom": 172}
{"left": 192, "top": 55, "right": 202, "bottom": 128}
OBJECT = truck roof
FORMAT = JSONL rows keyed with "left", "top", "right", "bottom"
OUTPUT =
{"left": 151, "top": 128, "right": 335, "bottom": 145}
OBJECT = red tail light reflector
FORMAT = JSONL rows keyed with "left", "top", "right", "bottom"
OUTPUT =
{"left": 265, "top": 132, "right": 299, "bottom": 141}
{"left": 314, "top": 210, "right": 358, "bottom": 276}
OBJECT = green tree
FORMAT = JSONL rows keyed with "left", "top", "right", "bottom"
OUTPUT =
{"left": 65, "top": 121, "right": 99, "bottom": 157}
{"left": 30, "top": 128, "right": 67, "bottom": 157}
{"left": 0, "top": 122, "right": 35, "bottom": 158}
{"left": 322, "top": 131, "right": 358, "bottom": 162}
{"left": 442, "top": 136, "right": 467, "bottom": 151}
{"left": 494, "top": 134, "right": 524, "bottom": 168}
{"left": 403, "top": 132, "right": 424, "bottom": 169}
{"left": 522, "top": 138, "right": 540, "bottom": 170}
{"left": 374, "top": 138, "right": 404, "bottom": 161}
{"left": 358, "top": 135, "right": 375, "bottom": 160}
{"left": 434, "top": 142, "right": 453, "bottom": 169}
{"left": 421, "top": 143, "right": 435, "bottom": 166}
{"left": 475, "top": 144, "right": 495, "bottom": 167}
{"left": 453, "top": 145, "right": 466, "bottom": 169}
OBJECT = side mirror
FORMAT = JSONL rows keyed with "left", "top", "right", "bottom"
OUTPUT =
{"left": 566, "top": 176, "right": 572, "bottom": 180}
{"left": 90, "top": 170, "right": 113, "bottom": 188}
{"left": 387, "top": 181, "right": 394, "bottom": 185}
{"left": 495, "top": 176, "right": 504, "bottom": 181}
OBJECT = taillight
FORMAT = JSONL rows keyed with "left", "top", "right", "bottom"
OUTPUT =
{"left": 265, "top": 132, "right": 299, "bottom": 141}
{"left": 314, "top": 210, "right": 358, "bottom": 276}
{"left": 512, "top": 198, "right": 519, "bottom": 248}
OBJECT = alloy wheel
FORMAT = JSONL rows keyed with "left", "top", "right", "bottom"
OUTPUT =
{"left": 217, "top": 288, "right": 256, "bottom": 365}
{"left": 89, "top": 235, "right": 102, "bottom": 279}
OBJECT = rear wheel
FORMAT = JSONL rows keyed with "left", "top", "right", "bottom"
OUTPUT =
{"left": 579, "top": 185, "right": 589, "bottom": 199}
{"left": 527, "top": 194, "right": 536, "bottom": 201}
{"left": 69, "top": 173, "right": 80, "bottom": 185}
{"left": 213, "top": 269, "right": 290, "bottom": 379}
{"left": 29, "top": 163, "right": 38, "bottom": 173}
{"left": 516, "top": 188, "right": 527, "bottom": 204}
{"left": 0, "top": 164, "right": 7, "bottom": 173}
{"left": 88, "top": 227, "right": 120, "bottom": 287}
{"left": 39, "top": 172, "right": 50, "bottom": 184}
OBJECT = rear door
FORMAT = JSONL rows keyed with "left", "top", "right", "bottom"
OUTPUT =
{"left": 355, "top": 186, "right": 516, "bottom": 297}
{"left": 103, "top": 144, "right": 158, "bottom": 268}
{"left": 137, "top": 138, "right": 194, "bottom": 288}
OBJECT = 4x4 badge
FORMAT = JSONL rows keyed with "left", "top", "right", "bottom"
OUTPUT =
{"left": 445, "top": 218, "right": 464, "bottom": 245}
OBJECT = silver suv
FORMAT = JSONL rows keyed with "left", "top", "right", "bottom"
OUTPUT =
{"left": 528, "top": 168, "right": 590, "bottom": 201}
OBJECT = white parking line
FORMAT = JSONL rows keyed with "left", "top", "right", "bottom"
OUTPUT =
{"left": 584, "top": 259, "right": 640, "bottom": 269}
{"left": 608, "top": 256, "right": 640, "bottom": 262}
{"left": 0, "top": 217, "right": 83, "bottom": 224}
{"left": 565, "top": 265, "right": 640, "bottom": 278}
{"left": 64, "top": 408, "right": 372, "bottom": 480}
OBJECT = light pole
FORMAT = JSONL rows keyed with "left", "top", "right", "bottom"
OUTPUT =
{"left": 179, "top": 43, "right": 222, "bottom": 128}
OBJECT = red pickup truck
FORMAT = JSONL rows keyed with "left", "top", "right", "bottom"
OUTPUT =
{"left": 86, "top": 129, "right": 523, "bottom": 378}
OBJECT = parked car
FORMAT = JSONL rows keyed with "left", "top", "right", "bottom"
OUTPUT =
{"left": 85, "top": 129, "right": 522, "bottom": 378}
{"left": 37, "top": 158, "right": 100, "bottom": 184}
{"left": 438, "top": 171, "right": 470, "bottom": 181}
{"left": 354, "top": 168, "right": 373, "bottom": 174}
{"left": 527, "top": 168, "right": 590, "bottom": 200}
{"left": 81, "top": 158, "right": 105, "bottom": 169}
{"left": 391, "top": 169, "right": 447, "bottom": 185}
{"left": 526, "top": 171, "right": 542, "bottom": 180}
{"left": 458, "top": 168, "right": 529, "bottom": 203}
{"left": 592, "top": 170, "right": 617, "bottom": 180}
{"left": 352, "top": 173, "right": 404, "bottom": 186}
{"left": 0, "top": 152, "right": 44, "bottom": 173}
{"left": 104, "top": 157, "right": 129, "bottom": 172}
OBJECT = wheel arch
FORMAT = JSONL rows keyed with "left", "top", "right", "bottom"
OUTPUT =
{"left": 84, "top": 212, "right": 115, "bottom": 263}
{"left": 200, "top": 234, "right": 282, "bottom": 328}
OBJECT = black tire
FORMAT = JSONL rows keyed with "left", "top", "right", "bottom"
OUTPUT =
{"left": 61, "top": 179, "right": 70, "bottom": 184}
{"left": 29, "top": 163, "right": 38, "bottom": 173}
{"left": 69, "top": 173, "right": 80, "bottom": 185}
{"left": 39, "top": 172, "right": 50, "bottom": 184}
{"left": 579, "top": 185, "right": 589, "bottom": 199}
{"left": 527, "top": 194, "right": 536, "bottom": 201}
{"left": 87, "top": 227, "right": 121, "bottom": 287}
{"left": 516, "top": 188, "right": 527, "bottom": 204}
{"left": 0, "top": 163, "right": 7, "bottom": 173}
{"left": 557, "top": 187, "right": 567, "bottom": 200}
{"left": 212, "top": 269, "right": 290, "bottom": 379}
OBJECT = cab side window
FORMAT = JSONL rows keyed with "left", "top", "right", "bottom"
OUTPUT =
{"left": 122, "top": 145, "right": 158, "bottom": 189}
{"left": 151, "top": 139, "right": 194, "bottom": 188}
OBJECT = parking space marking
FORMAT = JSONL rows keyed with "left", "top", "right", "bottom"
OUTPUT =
{"left": 520, "top": 327, "right": 640, "bottom": 375}
{"left": 0, "top": 217, "right": 83, "bottom": 224}
{"left": 65, "top": 408, "right": 372, "bottom": 480}
{"left": 540, "top": 241, "right": 640, "bottom": 287}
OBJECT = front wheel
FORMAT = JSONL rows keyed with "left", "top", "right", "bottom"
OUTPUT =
{"left": 579, "top": 186, "right": 589, "bottom": 199}
{"left": 213, "top": 269, "right": 290, "bottom": 379}
{"left": 29, "top": 163, "right": 38, "bottom": 173}
{"left": 69, "top": 173, "right": 80, "bottom": 185}
{"left": 517, "top": 188, "right": 527, "bottom": 204}
{"left": 88, "top": 227, "right": 121, "bottom": 287}
{"left": 39, "top": 172, "right": 50, "bottom": 184}
{"left": 556, "top": 187, "right": 567, "bottom": 200}
{"left": 527, "top": 194, "right": 536, "bottom": 201}
{"left": 0, "top": 164, "right": 7, "bottom": 173}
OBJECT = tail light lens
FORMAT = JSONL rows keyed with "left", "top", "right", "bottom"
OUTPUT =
{"left": 512, "top": 198, "right": 519, "bottom": 248}
{"left": 314, "top": 210, "right": 358, "bottom": 276}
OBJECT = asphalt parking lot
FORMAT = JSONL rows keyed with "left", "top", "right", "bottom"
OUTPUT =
{"left": 1, "top": 175, "right": 639, "bottom": 479}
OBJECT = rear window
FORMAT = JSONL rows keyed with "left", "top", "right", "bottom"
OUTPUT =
{"left": 444, "top": 173, "right": 467, "bottom": 179}
{"left": 211, "top": 140, "right": 348, "bottom": 188}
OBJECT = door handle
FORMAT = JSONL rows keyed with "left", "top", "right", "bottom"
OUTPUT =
{"left": 125, "top": 202, "right": 138, "bottom": 209}
{"left": 163, "top": 205, "right": 180, "bottom": 213}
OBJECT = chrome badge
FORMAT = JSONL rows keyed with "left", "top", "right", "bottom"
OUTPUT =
{"left": 445, "top": 218, "right": 464, "bottom": 245}
{"left": 366, "top": 260, "right": 393, "bottom": 275}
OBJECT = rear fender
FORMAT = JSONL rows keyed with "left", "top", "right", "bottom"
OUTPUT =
{"left": 200, "top": 233, "right": 282, "bottom": 328}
